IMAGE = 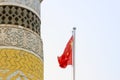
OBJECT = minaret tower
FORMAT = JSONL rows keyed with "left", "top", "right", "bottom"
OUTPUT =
{"left": 0, "top": 0, "right": 43, "bottom": 80}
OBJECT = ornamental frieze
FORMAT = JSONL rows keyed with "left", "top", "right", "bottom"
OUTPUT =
{"left": 0, "top": 26, "right": 43, "bottom": 59}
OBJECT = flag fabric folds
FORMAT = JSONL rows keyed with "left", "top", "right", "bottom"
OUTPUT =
{"left": 57, "top": 36, "right": 73, "bottom": 68}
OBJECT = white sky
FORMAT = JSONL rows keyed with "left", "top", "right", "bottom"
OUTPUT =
{"left": 41, "top": 0, "right": 120, "bottom": 80}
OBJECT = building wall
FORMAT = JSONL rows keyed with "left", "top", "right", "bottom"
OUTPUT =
{"left": 0, "top": 0, "right": 43, "bottom": 80}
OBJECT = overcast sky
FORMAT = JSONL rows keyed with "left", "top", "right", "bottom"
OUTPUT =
{"left": 41, "top": 0, "right": 120, "bottom": 80}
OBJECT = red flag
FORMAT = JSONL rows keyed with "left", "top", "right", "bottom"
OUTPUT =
{"left": 57, "top": 36, "right": 73, "bottom": 68}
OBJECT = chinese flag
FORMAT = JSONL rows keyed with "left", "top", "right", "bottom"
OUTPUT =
{"left": 57, "top": 36, "right": 73, "bottom": 68}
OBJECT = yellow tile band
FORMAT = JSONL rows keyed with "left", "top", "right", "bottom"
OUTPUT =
{"left": 0, "top": 48, "right": 43, "bottom": 80}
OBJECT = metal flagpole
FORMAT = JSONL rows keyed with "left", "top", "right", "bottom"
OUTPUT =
{"left": 72, "top": 27, "right": 76, "bottom": 80}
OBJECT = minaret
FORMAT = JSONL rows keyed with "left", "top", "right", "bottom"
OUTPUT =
{"left": 0, "top": 0, "right": 43, "bottom": 80}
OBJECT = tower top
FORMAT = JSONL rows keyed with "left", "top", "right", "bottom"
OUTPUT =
{"left": 0, "top": 0, "right": 42, "bottom": 16}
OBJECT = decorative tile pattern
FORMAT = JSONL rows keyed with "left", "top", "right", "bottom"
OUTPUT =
{"left": 0, "top": 0, "right": 43, "bottom": 80}
{"left": 0, "top": 26, "right": 43, "bottom": 59}
{"left": 0, "top": 49, "right": 43, "bottom": 80}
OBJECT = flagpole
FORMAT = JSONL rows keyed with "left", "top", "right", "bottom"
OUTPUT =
{"left": 72, "top": 27, "right": 76, "bottom": 80}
